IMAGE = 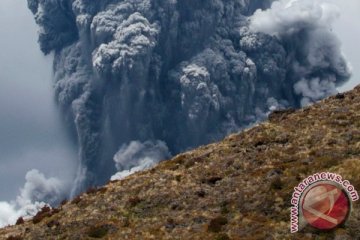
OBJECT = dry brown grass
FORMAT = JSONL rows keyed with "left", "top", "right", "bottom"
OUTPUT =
{"left": 1, "top": 86, "right": 360, "bottom": 239}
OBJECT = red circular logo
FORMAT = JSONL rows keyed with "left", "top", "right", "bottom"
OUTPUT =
{"left": 301, "top": 182, "right": 351, "bottom": 230}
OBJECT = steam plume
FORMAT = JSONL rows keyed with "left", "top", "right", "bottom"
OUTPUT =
{"left": 0, "top": 169, "right": 66, "bottom": 227}
{"left": 111, "top": 140, "right": 170, "bottom": 180}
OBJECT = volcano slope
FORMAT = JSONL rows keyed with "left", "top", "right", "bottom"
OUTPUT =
{"left": 1, "top": 86, "right": 360, "bottom": 239}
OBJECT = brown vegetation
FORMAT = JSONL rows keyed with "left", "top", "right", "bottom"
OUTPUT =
{"left": 1, "top": 86, "right": 360, "bottom": 239}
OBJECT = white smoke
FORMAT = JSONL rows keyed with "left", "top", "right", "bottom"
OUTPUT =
{"left": 294, "top": 77, "right": 337, "bottom": 106}
{"left": 250, "top": 0, "right": 340, "bottom": 36}
{"left": 250, "top": 0, "right": 346, "bottom": 74}
{"left": 0, "top": 169, "right": 66, "bottom": 227}
{"left": 111, "top": 140, "right": 170, "bottom": 180}
{"left": 250, "top": 0, "right": 351, "bottom": 106}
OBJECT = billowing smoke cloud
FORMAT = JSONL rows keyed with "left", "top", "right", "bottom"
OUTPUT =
{"left": 111, "top": 140, "right": 170, "bottom": 180}
{"left": 294, "top": 78, "right": 337, "bottom": 106}
{"left": 17, "top": 169, "right": 66, "bottom": 206}
{"left": 249, "top": 0, "right": 351, "bottom": 106}
{"left": 27, "top": 0, "right": 351, "bottom": 194}
{"left": 250, "top": 0, "right": 340, "bottom": 35}
{"left": 0, "top": 169, "right": 66, "bottom": 227}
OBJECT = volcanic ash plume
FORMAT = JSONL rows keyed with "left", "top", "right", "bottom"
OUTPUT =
{"left": 249, "top": 0, "right": 350, "bottom": 106}
{"left": 27, "top": 0, "right": 350, "bottom": 194}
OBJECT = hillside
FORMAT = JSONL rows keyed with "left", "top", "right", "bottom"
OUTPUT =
{"left": 1, "top": 86, "right": 360, "bottom": 240}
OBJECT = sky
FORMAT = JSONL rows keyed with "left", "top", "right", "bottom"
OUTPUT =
{"left": 332, "top": 0, "right": 360, "bottom": 91}
{"left": 0, "top": 0, "right": 77, "bottom": 201}
{"left": 0, "top": 0, "right": 358, "bottom": 201}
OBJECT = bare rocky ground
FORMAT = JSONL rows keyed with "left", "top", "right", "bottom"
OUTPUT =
{"left": 1, "top": 86, "right": 360, "bottom": 240}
